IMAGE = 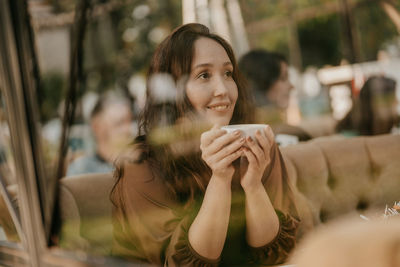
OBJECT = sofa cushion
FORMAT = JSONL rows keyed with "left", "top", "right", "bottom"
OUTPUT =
{"left": 59, "top": 172, "right": 114, "bottom": 255}
{"left": 281, "top": 134, "right": 400, "bottom": 237}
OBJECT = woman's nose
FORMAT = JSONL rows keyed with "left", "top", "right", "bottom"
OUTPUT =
{"left": 213, "top": 76, "right": 228, "bottom": 96}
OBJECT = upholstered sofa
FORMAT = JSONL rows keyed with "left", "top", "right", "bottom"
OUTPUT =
{"left": 2, "top": 133, "right": 397, "bottom": 255}
{"left": 55, "top": 133, "right": 400, "bottom": 255}
{"left": 280, "top": 133, "right": 400, "bottom": 237}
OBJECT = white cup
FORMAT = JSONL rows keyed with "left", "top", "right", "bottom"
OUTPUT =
{"left": 221, "top": 124, "right": 266, "bottom": 143}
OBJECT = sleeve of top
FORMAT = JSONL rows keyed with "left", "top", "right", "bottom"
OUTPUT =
{"left": 165, "top": 214, "right": 220, "bottom": 267}
{"left": 245, "top": 142, "right": 300, "bottom": 265}
{"left": 111, "top": 160, "right": 221, "bottom": 267}
{"left": 247, "top": 210, "right": 299, "bottom": 265}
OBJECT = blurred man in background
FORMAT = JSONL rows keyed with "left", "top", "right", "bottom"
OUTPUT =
{"left": 66, "top": 92, "right": 134, "bottom": 176}
{"left": 239, "top": 49, "right": 311, "bottom": 144}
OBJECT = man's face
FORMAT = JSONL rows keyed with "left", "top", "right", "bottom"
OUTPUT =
{"left": 267, "top": 62, "right": 294, "bottom": 109}
{"left": 93, "top": 103, "right": 133, "bottom": 149}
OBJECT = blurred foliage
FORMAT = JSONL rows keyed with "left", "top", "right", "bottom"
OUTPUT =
{"left": 298, "top": 13, "right": 342, "bottom": 68}
{"left": 295, "top": 0, "right": 337, "bottom": 8}
{"left": 239, "top": 0, "right": 290, "bottom": 21}
{"left": 239, "top": 0, "right": 339, "bottom": 24}
{"left": 39, "top": 72, "right": 66, "bottom": 122}
{"left": 82, "top": 0, "right": 181, "bottom": 93}
{"left": 37, "top": 0, "right": 182, "bottom": 122}
{"left": 240, "top": 0, "right": 400, "bottom": 69}
{"left": 249, "top": 27, "right": 290, "bottom": 59}
{"left": 49, "top": 0, "right": 76, "bottom": 13}
{"left": 354, "top": 1, "right": 398, "bottom": 62}
{"left": 36, "top": 0, "right": 399, "bottom": 121}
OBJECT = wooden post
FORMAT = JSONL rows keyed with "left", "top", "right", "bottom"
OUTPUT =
{"left": 339, "top": 0, "right": 361, "bottom": 63}
{"left": 286, "top": 0, "right": 303, "bottom": 71}
{"left": 380, "top": 0, "right": 400, "bottom": 34}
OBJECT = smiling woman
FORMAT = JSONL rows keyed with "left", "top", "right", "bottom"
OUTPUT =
{"left": 185, "top": 37, "right": 238, "bottom": 126}
{"left": 2, "top": 1, "right": 400, "bottom": 266}
{"left": 110, "top": 23, "right": 299, "bottom": 266}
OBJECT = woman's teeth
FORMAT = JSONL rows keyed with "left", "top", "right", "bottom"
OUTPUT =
{"left": 208, "top": 105, "right": 228, "bottom": 111}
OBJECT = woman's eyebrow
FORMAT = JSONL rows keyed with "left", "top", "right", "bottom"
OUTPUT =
{"left": 193, "top": 61, "right": 232, "bottom": 70}
{"left": 193, "top": 63, "right": 212, "bottom": 70}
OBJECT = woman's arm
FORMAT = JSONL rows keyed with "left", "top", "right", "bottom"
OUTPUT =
{"left": 188, "top": 174, "right": 232, "bottom": 260}
{"left": 240, "top": 126, "right": 280, "bottom": 247}
{"left": 188, "top": 126, "right": 244, "bottom": 260}
{"left": 243, "top": 182, "right": 279, "bottom": 247}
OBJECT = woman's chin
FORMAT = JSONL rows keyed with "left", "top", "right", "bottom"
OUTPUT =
{"left": 210, "top": 118, "right": 231, "bottom": 126}
{"left": 198, "top": 110, "right": 233, "bottom": 127}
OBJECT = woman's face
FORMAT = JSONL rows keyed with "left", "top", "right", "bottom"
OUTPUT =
{"left": 185, "top": 37, "right": 238, "bottom": 126}
{"left": 267, "top": 62, "right": 294, "bottom": 109}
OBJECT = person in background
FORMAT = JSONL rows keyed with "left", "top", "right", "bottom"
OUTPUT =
{"left": 111, "top": 23, "right": 299, "bottom": 266}
{"left": 66, "top": 92, "right": 134, "bottom": 176}
{"left": 336, "top": 76, "right": 399, "bottom": 136}
{"left": 239, "top": 49, "right": 311, "bottom": 143}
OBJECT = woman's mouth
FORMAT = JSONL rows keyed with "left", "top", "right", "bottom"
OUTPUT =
{"left": 207, "top": 104, "right": 230, "bottom": 111}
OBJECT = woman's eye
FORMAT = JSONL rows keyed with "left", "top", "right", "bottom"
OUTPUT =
{"left": 225, "top": 71, "right": 233, "bottom": 78}
{"left": 198, "top": 72, "right": 210, "bottom": 79}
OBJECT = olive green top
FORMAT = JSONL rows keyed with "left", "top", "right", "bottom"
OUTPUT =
{"left": 111, "top": 142, "right": 299, "bottom": 266}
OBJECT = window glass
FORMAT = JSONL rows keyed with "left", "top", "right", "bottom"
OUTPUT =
{"left": 239, "top": 0, "right": 400, "bottom": 139}
{"left": 30, "top": 0, "right": 182, "bottom": 257}
{"left": 27, "top": 0, "right": 400, "bottom": 264}
{"left": 32, "top": 0, "right": 182, "bottom": 179}
{"left": 0, "top": 91, "right": 20, "bottom": 243}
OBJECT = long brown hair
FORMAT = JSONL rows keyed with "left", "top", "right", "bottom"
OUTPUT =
{"left": 113, "top": 23, "right": 255, "bottom": 203}
{"left": 336, "top": 76, "right": 398, "bottom": 135}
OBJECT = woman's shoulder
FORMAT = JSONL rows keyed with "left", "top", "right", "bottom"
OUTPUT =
{"left": 114, "top": 138, "right": 176, "bottom": 207}
{"left": 115, "top": 140, "right": 155, "bottom": 185}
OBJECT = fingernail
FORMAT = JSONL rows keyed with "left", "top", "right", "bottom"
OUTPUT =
{"left": 239, "top": 137, "right": 245, "bottom": 143}
{"left": 234, "top": 130, "right": 241, "bottom": 136}
{"left": 247, "top": 136, "right": 253, "bottom": 142}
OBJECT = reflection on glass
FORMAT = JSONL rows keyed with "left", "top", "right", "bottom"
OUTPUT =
{"left": 26, "top": 0, "right": 400, "bottom": 265}
{"left": 34, "top": 0, "right": 182, "bottom": 259}
{"left": 0, "top": 91, "right": 20, "bottom": 243}
{"left": 66, "top": 92, "right": 134, "bottom": 176}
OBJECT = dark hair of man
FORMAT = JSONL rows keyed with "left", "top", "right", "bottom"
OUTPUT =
{"left": 112, "top": 23, "right": 255, "bottom": 204}
{"left": 238, "top": 49, "right": 287, "bottom": 100}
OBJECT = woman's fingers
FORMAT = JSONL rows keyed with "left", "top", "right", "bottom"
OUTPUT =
{"left": 210, "top": 136, "right": 245, "bottom": 162}
{"left": 256, "top": 127, "right": 272, "bottom": 155}
{"left": 245, "top": 135, "right": 264, "bottom": 166}
{"left": 242, "top": 147, "right": 257, "bottom": 166}
{"left": 203, "top": 141, "right": 243, "bottom": 171}
{"left": 200, "top": 125, "right": 244, "bottom": 172}
{"left": 200, "top": 126, "right": 226, "bottom": 148}
{"left": 201, "top": 130, "right": 242, "bottom": 155}
{"left": 264, "top": 125, "right": 275, "bottom": 144}
{"left": 215, "top": 147, "right": 243, "bottom": 168}
{"left": 201, "top": 124, "right": 275, "bottom": 173}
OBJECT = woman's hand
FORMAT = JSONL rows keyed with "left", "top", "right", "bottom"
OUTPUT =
{"left": 240, "top": 125, "right": 275, "bottom": 191}
{"left": 200, "top": 125, "right": 245, "bottom": 181}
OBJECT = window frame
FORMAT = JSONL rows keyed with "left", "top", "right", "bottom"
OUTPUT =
{"left": 0, "top": 0, "right": 49, "bottom": 265}
{"left": 0, "top": 0, "right": 145, "bottom": 266}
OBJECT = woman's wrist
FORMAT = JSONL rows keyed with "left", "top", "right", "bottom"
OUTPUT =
{"left": 210, "top": 173, "right": 233, "bottom": 189}
{"left": 241, "top": 180, "right": 264, "bottom": 194}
